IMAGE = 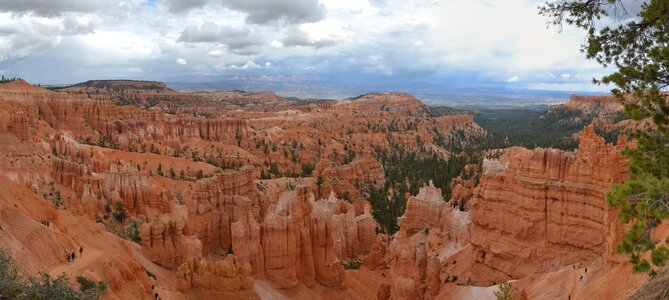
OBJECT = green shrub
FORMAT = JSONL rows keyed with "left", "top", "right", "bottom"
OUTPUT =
{"left": 300, "top": 164, "right": 314, "bottom": 177}
{"left": 113, "top": 202, "right": 127, "bottom": 223}
{"left": 145, "top": 270, "right": 157, "bottom": 280}
{"left": 0, "top": 251, "right": 108, "bottom": 300}
{"left": 494, "top": 282, "right": 521, "bottom": 300}
{"left": 343, "top": 259, "right": 362, "bottom": 270}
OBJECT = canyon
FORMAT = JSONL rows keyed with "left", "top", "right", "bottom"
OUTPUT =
{"left": 0, "top": 79, "right": 657, "bottom": 299}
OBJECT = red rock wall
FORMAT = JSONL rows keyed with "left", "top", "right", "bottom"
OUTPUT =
{"left": 469, "top": 126, "right": 630, "bottom": 278}
{"left": 176, "top": 255, "right": 260, "bottom": 299}
{"left": 398, "top": 181, "right": 446, "bottom": 235}
{"left": 140, "top": 213, "right": 202, "bottom": 269}
{"left": 186, "top": 168, "right": 264, "bottom": 257}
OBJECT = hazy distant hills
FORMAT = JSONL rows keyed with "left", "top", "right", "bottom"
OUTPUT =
{"left": 165, "top": 75, "right": 605, "bottom": 106}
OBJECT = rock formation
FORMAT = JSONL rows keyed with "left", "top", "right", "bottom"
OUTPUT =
{"left": 386, "top": 230, "right": 443, "bottom": 300}
{"left": 398, "top": 181, "right": 446, "bottom": 235}
{"left": 261, "top": 187, "right": 344, "bottom": 289}
{"left": 468, "top": 125, "right": 630, "bottom": 279}
{"left": 140, "top": 213, "right": 202, "bottom": 269}
{"left": 314, "top": 191, "right": 378, "bottom": 261}
{"left": 176, "top": 255, "right": 260, "bottom": 299}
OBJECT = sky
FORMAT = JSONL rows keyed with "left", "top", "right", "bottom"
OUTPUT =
{"left": 0, "top": 0, "right": 631, "bottom": 98}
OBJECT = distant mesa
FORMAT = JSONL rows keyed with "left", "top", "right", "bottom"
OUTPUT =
{"left": 55, "top": 79, "right": 173, "bottom": 92}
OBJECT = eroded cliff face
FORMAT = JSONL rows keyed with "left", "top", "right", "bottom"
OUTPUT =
{"left": 176, "top": 255, "right": 260, "bottom": 299}
{"left": 375, "top": 126, "right": 639, "bottom": 300}
{"left": 140, "top": 211, "right": 202, "bottom": 269}
{"left": 260, "top": 187, "right": 380, "bottom": 290}
{"left": 468, "top": 125, "right": 630, "bottom": 280}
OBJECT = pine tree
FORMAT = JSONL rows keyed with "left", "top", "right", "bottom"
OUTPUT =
{"left": 541, "top": 0, "right": 669, "bottom": 274}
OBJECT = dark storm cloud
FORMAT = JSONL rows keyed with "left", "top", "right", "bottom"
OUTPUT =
{"left": 167, "top": 0, "right": 326, "bottom": 24}
{"left": 224, "top": 0, "right": 326, "bottom": 24}
{"left": 0, "top": 0, "right": 114, "bottom": 16}
{"left": 166, "top": 0, "right": 207, "bottom": 13}
{"left": 178, "top": 22, "right": 264, "bottom": 54}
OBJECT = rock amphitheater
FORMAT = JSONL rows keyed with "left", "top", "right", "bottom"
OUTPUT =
{"left": 0, "top": 80, "right": 657, "bottom": 299}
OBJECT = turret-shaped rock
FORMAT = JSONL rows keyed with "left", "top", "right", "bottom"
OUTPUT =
{"left": 398, "top": 181, "right": 446, "bottom": 235}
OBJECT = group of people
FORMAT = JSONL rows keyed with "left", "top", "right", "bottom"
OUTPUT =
{"left": 66, "top": 247, "right": 84, "bottom": 264}
{"left": 579, "top": 268, "right": 588, "bottom": 282}
{"left": 40, "top": 219, "right": 50, "bottom": 227}
{"left": 151, "top": 285, "right": 162, "bottom": 300}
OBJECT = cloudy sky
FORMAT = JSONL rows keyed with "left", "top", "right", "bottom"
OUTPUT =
{"left": 0, "top": 0, "right": 621, "bottom": 97}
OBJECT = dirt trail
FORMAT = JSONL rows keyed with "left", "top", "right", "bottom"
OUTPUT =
{"left": 49, "top": 249, "right": 104, "bottom": 277}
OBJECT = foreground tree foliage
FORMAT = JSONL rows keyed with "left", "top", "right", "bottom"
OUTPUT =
{"left": 0, "top": 251, "right": 107, "bottom": 300}
{"left": 541, "top": 0, "right": 669, "bottom": 274}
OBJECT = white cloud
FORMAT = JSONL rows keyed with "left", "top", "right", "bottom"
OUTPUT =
{"left": 560, "top": 73, "right": 571, "bottom": 79}
{"left": 176, "top": 58, "right": 188, "bottom": 65}
{"left": 270, "top": 40, "right": 283, "bottom": 48}
{"left": 507, "top": 75, "right": 520, "bottom": 83}
{"left": 73, "top": 30, "right": 160, "bottom": 64}
{"left": 208, "top": 49, "right": 224, "bottom": 57}
{"left": 226, "top": 60, "right": 260, "bottom": 70}
{"left": 282, "top": 20, "right": 350, "bottom": 49}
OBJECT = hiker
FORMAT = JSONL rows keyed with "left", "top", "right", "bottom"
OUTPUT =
{"left": 79, "top": 246, "right": 83, "bottom": 257}
{"left": 154, "top": 292, "right": 159, "bottom": 299}
{"left": 67, "top": 253, "right": 71, "bottom": 264}
{"left": 579, "top": 274, "right": 583, "bottom": 282}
